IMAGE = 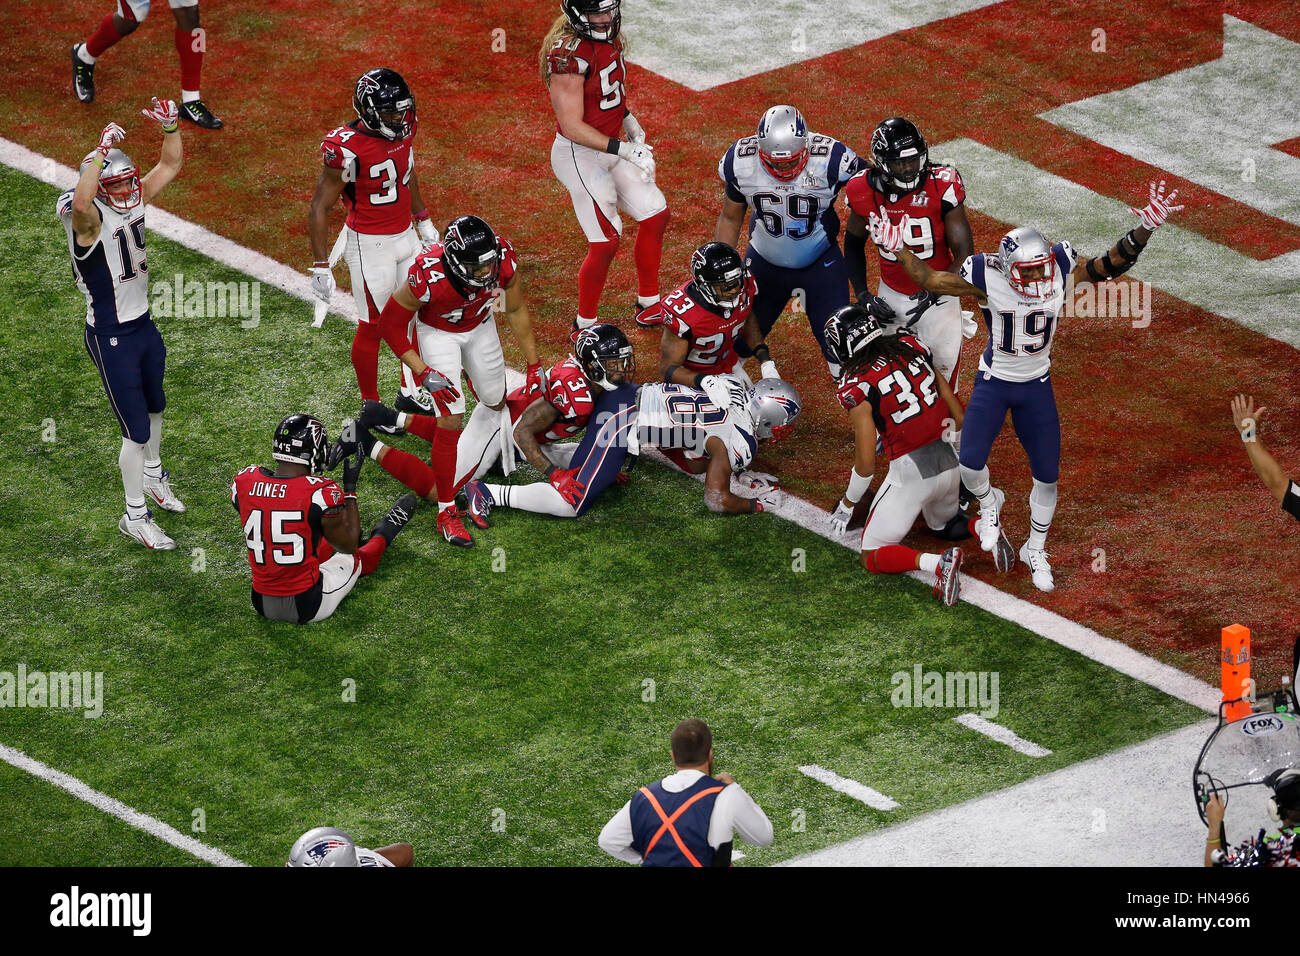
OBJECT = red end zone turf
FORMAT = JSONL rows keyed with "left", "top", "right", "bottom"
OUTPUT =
{"left": 2, "top": 0, "right": 1296, "bottom": 685}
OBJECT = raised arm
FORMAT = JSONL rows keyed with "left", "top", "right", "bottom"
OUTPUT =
{"left": 871, "top": 209, "right": 985, "bottom": 302}
{"left": 1232, "top": 395, "right": 1290, "bottom": 503}
{"left": 1071, "top": 180, "right": 1183, "bottom": 286}
{"left": 139, "top": 98, "right": 182, "bottom": 205}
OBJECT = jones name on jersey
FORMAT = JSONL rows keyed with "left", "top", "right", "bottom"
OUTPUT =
{"left": 961, "top": 241, "right": 1078, "bottom": 382}
{"left": 719, "top": 134, "right": 861, "bottom": 269}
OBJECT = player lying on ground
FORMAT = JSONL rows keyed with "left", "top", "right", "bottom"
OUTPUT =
{"left": 715, "top": 104, "right": 867, "bottom": 377}
{"left": 59, "top": 103, "right": 187, "bottom": 551}
{"left": 310, "top": 68, "right": 440, "bottom": 414}
{"left": 231, "top": 416, "right": 416, "bottom": 625}
{"left": 824, "top": 305, "right": 1007, "bottom": 607}
{"left": 373, "top": 215, "right": 540, "bottom": 547}
{"left": 287, "top": 826, "right": 413, "bottom": 867}
{"left": 354, "top": 324, "right": 635, "bottom": 526}
{"left": 464, "top": 374, "right": 801, "bottom": 521}
{"left": 843, "top": 116, "right": 976, "bottom": 388}
{"left": 870, "top": 180, "right": 1183, "bottom": 591}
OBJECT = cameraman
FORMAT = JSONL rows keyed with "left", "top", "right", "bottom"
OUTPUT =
{"left": 1205, "top": 770, "right": 1300, "bottom": 866}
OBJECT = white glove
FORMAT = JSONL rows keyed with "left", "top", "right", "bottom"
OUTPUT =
{"left": 755, "top": 487, "right": 783, "bottom": 512}
{"left": 868, "top": 206, "right": 906, "bottom": 253}
{"left": 961, "top": 309, "right": 978, "bottom": 340}
{"left": 700, "top": 373, "right": 747, "bottom": 412}
{"left": 623, "top": 114, "right": 646, "bottom": 144}
{"left": 310, "top": 265, "right": 335, "bottom": 303}
{"left": 1130, "top": 179, "right": 1184, "bottom": 230}
{"left": 829, "top": 498, "right": 854, "bottom": 536}
{"left": 617, "top": 140, "right": 655, "bottom": 181}
{"left": 96, "top": 122, "right": 126, "bottom": 154}
{"left": 140, "top": 97, "right": 179, "bottom": 133}
{"left": 759, "top": 360, "right": 781, "bottom": 380}
{"left": 735, "top": 470, "right": 778, "bottom": 494}
{"left": 415, "top": 217, "right": 440, "bottom": 244}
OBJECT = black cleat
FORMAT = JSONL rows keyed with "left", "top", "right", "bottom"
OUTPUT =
{"left": 958, "top": 479, "right": 974, "bottom": 512}
{"left": 394, "top": 389, "right": 434, "bottom": 416}
{"left": 72, "top": 46, "right": 95, "bottom": 103}
{"left": 933, "top": 510, "right": 973, "bottom": 542}
{"left": 180, "top": 100, "right": 224, "bottom": 130}
{"left": 360, "top": 399, "right": 400, "bottom": 432}
{"left": 371, "top": 493, "right": 418, "bottom": 545}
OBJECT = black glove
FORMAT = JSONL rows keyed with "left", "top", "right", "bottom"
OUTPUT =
{"left": 857, "top": 291, "right": 896, "bottom": 324}
{"left": 342, "top": 452, "right": 363, "bottom": 494}
{"left": 903, "top": 289, "right": 938, "bottom": 328}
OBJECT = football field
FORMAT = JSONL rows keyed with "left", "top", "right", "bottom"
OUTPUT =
{"left": 0, "top": 0, "right": 1297, "bottom": 869}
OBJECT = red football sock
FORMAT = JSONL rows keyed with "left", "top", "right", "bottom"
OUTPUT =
{"left": 351, "top": 321, "right": 384, "bottom": 401}
{"left": 357, "top": 535, "right": 388, "bottom": 576}
{"left": 659, "top": 448, "right": 696, "bottom": 473}
{"left": 316, "top": 539, "right": 336, "bottom": 563}
{"left": 379, "top": 447, "right": 435, "bottom": 499}
{"left": 174, "top": 26, "right": 204, "bottom": 93}
{"left": 86, "top": 13, "right": 128, "bottom": 58}
{"left": 633, "top": 208, "right": 670, "bottom": 299}
{"left": 577, "top": 235, "right": 619, "bottom": 320}
{"left": 403, "top": 413, "right": 440, "bottom": 443}
{"left": 864, "top": 545, "right": 920, "bottom": 575}
{"left": 967, "top": 517, "right": 980, "bottom": 538}
{"left": 431, "top": 426, "right": 461, "bottom": 506}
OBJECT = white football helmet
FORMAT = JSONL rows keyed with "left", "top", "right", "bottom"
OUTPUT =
{"left": 756, "top": 105, "right": 809, "bottom": 182}
{"left": 94, "top": 148, "right": 141, "bottom": 213}
{"left": 287, "top": 826, "right": 359, "bottom": 867}
{"left": 997, "top": 227, "right": 1056, "bottom": 303}
{"left": 748, "top": 379, "right": 802, "bottom": 442}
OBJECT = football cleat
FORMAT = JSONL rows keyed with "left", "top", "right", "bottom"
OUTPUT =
{"left": 361, "top": 399, "right": 401, "bottom": 432}
{"left": 143, "top": 471, "right": 186, "bottom": 513}
{"left": 633, "top": 300, "right": 664, "bottom": 328}
{"left": 463, "top": 480, "right": 494, "bottom": 529}
{"left": 436, "top": 505, "right": 473, "bottom": 547}
{"left": 371, "top": 493, "right": 418, "bottom": 545}
{"left": 72, "top": 46, "right": 95, "bottom": 103}
{"left": 975, "top": 487, "right": 1005, "bottom": 553}
{"left": 394, "top": 389, "right": 435, "bottom": 416}
{"left": 180, "top": 100, "right": 224, "bottom": 130}
{"left": 1019, "top": 544, "right": 1055, "bottom": 592}
{"left": 119, "top": 511, "right": 176, "bottom": 551}
{"left": 933, "top": 547, "right": 963, "bottom": 607}
{"left": 981, "top": 518, "right": 1016, "bottom": 573}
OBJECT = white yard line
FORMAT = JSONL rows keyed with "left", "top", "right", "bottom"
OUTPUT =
{"left": 954, "top": 713, "right": 1053, "bottom": 757}
{"left": 0, "top": 743, "right": 247, "bottom": 867}
{"left": 798, "top": 765, "right": 899, "bottom": 810}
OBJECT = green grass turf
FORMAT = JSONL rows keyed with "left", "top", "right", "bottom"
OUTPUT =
{"left": 0, "top": 165, "right": 1204, "bottom": 865}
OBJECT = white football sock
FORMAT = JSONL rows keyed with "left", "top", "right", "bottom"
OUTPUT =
{"left": 143, "top": 413, "right": 163, "bottom": 480}
{"left": 575, "top": 315, "right": 596, "bottom": 330}
{"left": 182, "top": 90, "right": 201, "bottom": 104}
{"left": 120, "top": 439, "right": 148, "bottom": 519}
{"left": 485, "top": 481, "right": 576, "bottom": 518}
{"left": 77, "top": 44, "right": 96, "bottom": 65}
{"left": 636, "top": 294, "right": 660, "bottom": 308}
{"left": 960, "top": 465, "right": 995, "bottom": 509}
{"left": 918, "top": 553, "right": 941, "bottom": 574}
{"left": 1028, "top": 479, "right": 1058, "bottom": 550}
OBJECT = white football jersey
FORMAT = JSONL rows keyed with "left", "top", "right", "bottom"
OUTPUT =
{"left": 356, "top": 847, "right": 396, "bottom": 867}
{"left": 57, "top": 191, "right": 151, "bottom": 330}
{"left": 718, "top": 133, "right": 861, "bottom": 269}
{"left": 961, "top": 241, "right": 1078, "bottom": 382}
{"left": 635, "top": 383, "right": 757, "bottom": 472}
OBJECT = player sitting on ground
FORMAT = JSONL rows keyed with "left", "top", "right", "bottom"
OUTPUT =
{"left": 287, "top": 826, "right": 413, "bottom": 867}
{"left": 824, "top": 305, "right": 1008, "bottom": 607}
{"left": 464, "top": 374, "right": 801, "bottom": 522}
{"left": 231, "top": 415, "right": 416, "bottom": 625}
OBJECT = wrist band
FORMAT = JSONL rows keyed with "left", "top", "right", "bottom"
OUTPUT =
{"left": 692, "top": 373, "right": 707, "bottom": 390}
{"left": 343, "top": 492, "right": 357, "bottom": 501}
{"left": 313, "top": 261, "right": 329, "bottom": 268}
{"left": 544, "top": 465, "right": 557, "bottom": 478}
{"left": 846, "top": 467, "right": 871, "bottom": 504}
{"left": 162, "top": 123, "right": 178, "bottom": 134}
{"left": 750, "top": 498, "right": 761, "bottom": 513}
{"left": 607, "top": 137, "right": 622, "bottom": 156}
{"left": 414, "top": 208, "right": 430, "bottom": 220}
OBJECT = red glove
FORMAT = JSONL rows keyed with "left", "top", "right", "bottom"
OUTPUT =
{"left": 614, "top": 470, "right": 630, "bottom": 485}
{"left": 548, "top": 467, "right": 586, "bottom": 507}
{"left": 525, "top": 362, "right": 543, "bottom": 397}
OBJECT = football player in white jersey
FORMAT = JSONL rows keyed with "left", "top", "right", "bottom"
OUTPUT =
{"left": 464, "top": 376, "right": 800, "bottom": 521}
{"left": 287, "top": 826, "right": 413, "bottom": 867}
{"left": 58, "top": 102, "right": 188, "bottom": 550}
{"left": 715, "top": 105, "right": 871, "bottom": 376}
{"left": 870, "top": 181, "right": 1183, "bottom": 590}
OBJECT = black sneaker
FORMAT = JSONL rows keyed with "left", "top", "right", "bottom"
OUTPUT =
{"left": 393, "top": 390, "right": 434, "bottom": 416}
{"left": 180, "top": 100, "right": 224, "bottom": 130}
{"left": 72, "top": 46, "right": 95, "bottom": 103}
{"left": 370, "top": 493, "right": 418, "bottom": 545}
{"left": 360, "top": 399, "right": 400, "bottom": 432}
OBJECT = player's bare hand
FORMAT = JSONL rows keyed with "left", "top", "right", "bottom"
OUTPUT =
{"left": 617, "top": 140, "right": 655, "bottom": 181}
{"left": 1130, "top": 180, "right": 1184, "bottom": 230}
{"left": 141, "top": 97, "right": 179, "bottom": 133}
{"left": 1231, "top": 393, "right": 1265, "bottom": 440}
{"left": 829, "top": 498, "right": 854, "bottom": 535}
{"left": 96, "top": 123, "right": 126, "bottom": 154}
{"left": 1205, "top": 792, "right": 1226, "bottom": 826}
{"left": 868, "top": 207, "right": 906, "bottom": 252}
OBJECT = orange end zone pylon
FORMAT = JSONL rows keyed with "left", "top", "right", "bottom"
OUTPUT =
{"left": 1221, "top": 624, "right": 1252, "bottom": 720}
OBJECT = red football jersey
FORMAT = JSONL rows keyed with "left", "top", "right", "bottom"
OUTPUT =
{"left": 844, "top": 164, "right": 966, "bottom": 294}
{"left": 404, "top": 235, "right": 519, "bottom": 333}
{"left": 320, "top": 119, "right": 418, "bottom": 235}
{"left": 505, "top": 356, "right": 596, "bottom": 443}
{"left": 661, "top": 275, "right": 758, "bottom": 373}
{"left": 231, "top": 466, "right": 346, "bottom": 596}
{"left": 545, "top": 34, "right": 628, "bottom": 138}
{"left": 836, "top": 335, "right": 948, "bottom": 458}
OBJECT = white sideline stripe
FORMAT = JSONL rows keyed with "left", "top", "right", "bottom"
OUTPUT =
{"left": 799, "top": 765, "right": 899, "bottom": 810}
{"left": 953, "top": 713, "right": 1053, "bottom": 757}
{"left": 0, "top": 742, "right": 247, "bottom": 867}
{"left": 0, "top": 136, "right": 359, "bottom": 323}
{"left": 643, "top": 448, "right": 1219, "bottom": 714}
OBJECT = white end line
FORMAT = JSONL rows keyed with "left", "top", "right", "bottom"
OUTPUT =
{"left": 954, "top": 713, "right": 1053, "bottom": 757}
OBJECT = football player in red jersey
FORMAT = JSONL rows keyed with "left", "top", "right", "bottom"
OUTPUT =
{"left": 540, "top": 0, "right": 670, "bottom": 331}
{"left": 843, "top": 118, "right": 975, "bottom": 388}
{"left": 371, "top": 215, "right": 539, "bottom": 547}
{"left": 309, "top": 69, "right": 441, "bottom": 414}
{"left": 72, "top": 0, "right": 223, "bottom": 128}
{"left": 822, "top": 305, "right": 1008, "bottom": 607}
{"left": 231, "top": 415, "right": 417, "bottom": 625}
